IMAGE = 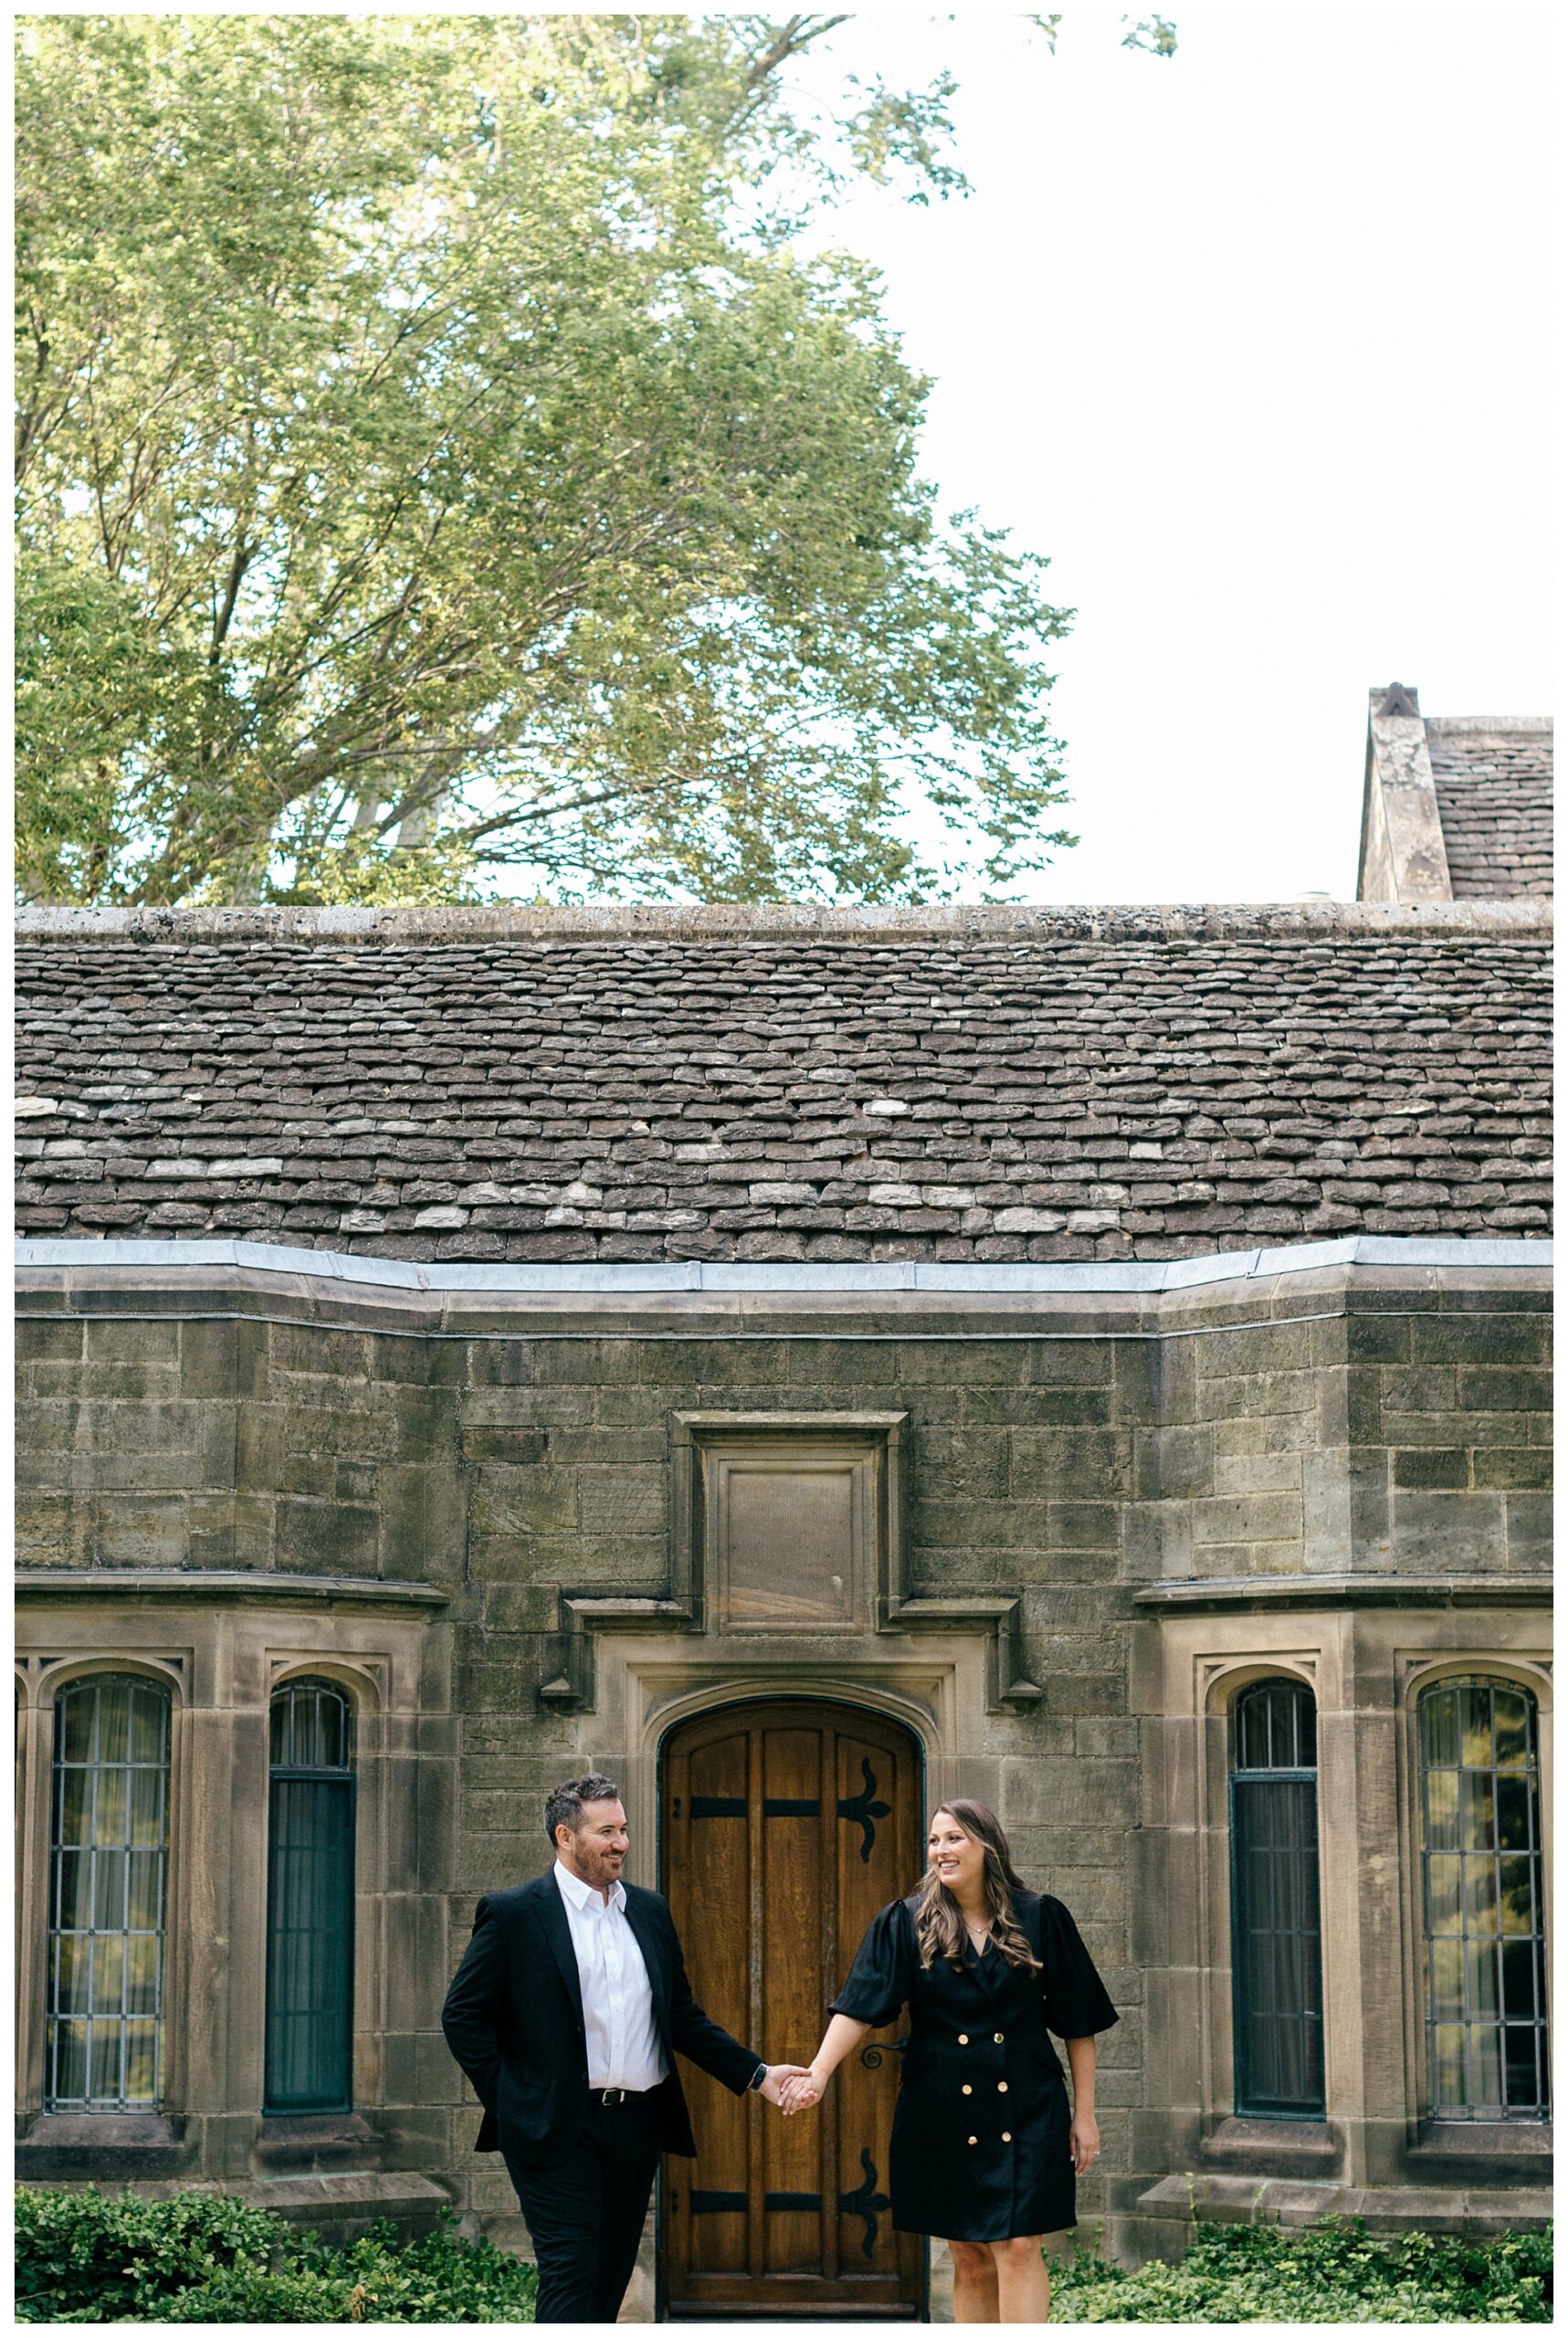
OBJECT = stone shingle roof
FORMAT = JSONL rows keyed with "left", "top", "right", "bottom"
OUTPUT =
{"left": 1426, "top": 719, "right": 1553, "bottom": 900}
{"left": 14, "top": 904, "right": 1551, "bottom": 1263}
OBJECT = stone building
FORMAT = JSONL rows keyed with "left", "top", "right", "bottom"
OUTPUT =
{"left": 14, "top": 688, "right": 1552, "bottom": 2317}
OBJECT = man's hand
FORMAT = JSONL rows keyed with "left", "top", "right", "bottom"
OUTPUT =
{"left": 779, "top": 2069, "right": 822, "bottom": 2115}
{"left": 758, "top": 2064, "right": 814, "bottom": 2112}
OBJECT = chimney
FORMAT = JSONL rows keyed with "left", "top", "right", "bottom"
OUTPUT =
{"left": 1356, "top": 682, "right": 1454, "bottom": 902}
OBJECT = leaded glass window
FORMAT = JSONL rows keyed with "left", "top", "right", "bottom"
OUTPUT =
{"left": 47, "top": 1675, "right": 170, "bottom": 2109}
{"left": 1419, "top": 1676, "right": 1549, "bottom": 2120}
{"left": 1229, "top": 1677, "right": 1325, "bottom": 2116}
{"left": 266, "top": 1680, "right": 355, "bottom": 2113}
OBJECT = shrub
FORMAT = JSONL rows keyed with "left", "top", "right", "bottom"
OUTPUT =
{"left": 1050, "top": 2215, "right": 1552, "bottom": 2324}
{"left": 15, "top": 2188, "right": 539, "bottom": 2323}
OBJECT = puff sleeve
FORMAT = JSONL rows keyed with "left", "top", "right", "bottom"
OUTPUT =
{"left": 828, "top": 1899, "right": 915, "bottom": 2028}
{"left": 1040, "top": 1895, "right": 1118, "bottom": 2040}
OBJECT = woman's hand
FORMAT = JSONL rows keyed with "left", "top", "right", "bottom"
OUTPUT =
{"left": 778, "top": 2067, "right": 824, "bottom": 2115}
{"left": 1068, "top": 2109, "right": 1100, "bottom": 2174}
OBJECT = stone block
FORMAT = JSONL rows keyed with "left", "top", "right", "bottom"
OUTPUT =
{"left": 1010, "top": 1429, "right": 1132, "bottom": 1500}
{"left": 1046, "top": 1501, "right": 1123, "bottom": 1553}
{"left": 284, "top": 1403, "right": 395, "bottom": 1462}
{"left": 71, "top": 1445, "right": 205, "bottom": 1493}
{"left": 1197, "top": 1322, "right": 1314, "bottom": 1377}
{"left": 380, "top": 1466, "right": 468, "bottom": 1583}
{"left": 1134, "top": 1425, "right": 1215, "bottom": 1501}
{"left": 388, "top": 1384, "right": 460, "bottom": 1465}
{"left": 86, "top": 1318, "right": 180, "bottom": 1364}
{"left": 1388, "top": 1489, "right": 1506, "bottom": 1573}
{"left": 577, "top": 1469, "right": 665, "bottom": 1535}
{"left": 179, "top": 1318, "right": 270, "bottom": 1401}
{"left": 1470, "top": 1447, "right": 1552, "bottom": 1491}
{"left": 909, "top": 1427, "right": 1010, "bottom": 1499}
{"left": 16, "top": 1402, "right": 76, "bottom": 1453}
{"left": 1410, "top": 1315, "right": 1550, "bottom": 1365}
{"left": 16, "top": 1492, "right": 91, "bottom": 1565}
{"left": 16, "top": 1319, "right": 84, "bottom": 1363}
{"left": 92, "top": 1495, "right": 188, "bottom": 1568}
{"left": 458, "top": 1426, "right": 549, "bottom": 1466}
{"left": 276, "top": 1495, "right": 379, "bottom": 1574}
{"left": 229, "top": 1410, "right": 285, "bottom": 1508}
{"left": 1393, "top": 1448, "right": 1470, "bottom": 1490}
{"left": 1503, "top": 1490, "right": 1552, "bottom": 1569}
{"left": 1345, "top": 1315, "right": 1413, "bottom": 1364}
{"left": 1455, "top": 1366, "right": 1552, "bottom": 1413}
{"left": 1192, "top": 1491, "right": 1302, "bottom": 1547}
{"left": 469, "top": 1468, "right": 580, "bottom": 1539}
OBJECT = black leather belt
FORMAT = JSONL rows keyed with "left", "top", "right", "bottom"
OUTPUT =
{"left": 588, "top": 2086, "right": 644, "bottom": 2107}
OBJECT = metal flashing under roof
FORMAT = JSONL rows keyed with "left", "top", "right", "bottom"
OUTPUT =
{"left": 14, "top": 1234, "right": 1552, "bottom": 1295}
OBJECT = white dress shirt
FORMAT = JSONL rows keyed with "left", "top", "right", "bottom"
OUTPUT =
{"left": 553, "top": 1859, "right": 670, "bottom": 2092}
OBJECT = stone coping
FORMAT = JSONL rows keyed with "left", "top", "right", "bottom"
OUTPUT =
{"left": 13, "top": 900, "right": 1552, "bottom": 943}
{"left": 1133, "top": 1574, "right": 1551, "bottom": 1610}
{"left": 13, "top": 1234, "right": 1553, "bottom": 1296}
{"left": 14, "top": 1571, "right": 448, "bottom": 1609}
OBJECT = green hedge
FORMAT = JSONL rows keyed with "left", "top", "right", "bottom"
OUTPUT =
{"left": 1051, "top": 2217, "right": 1552, "bottom": 2323}
{"left": 15, "top": 2188, "right": 538, "bottom": 2323}
{"left": 14, "top": 2186, "right": 1552, "bottom": 2323}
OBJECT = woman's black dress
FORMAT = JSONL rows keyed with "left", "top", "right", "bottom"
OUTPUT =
{"left": 828, "top": 1890, "right": 1116, "bottom": 2243}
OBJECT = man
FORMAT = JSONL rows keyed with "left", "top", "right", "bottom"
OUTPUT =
{"left": 441, "top": 1773, "right": 807, "bottom": 2324}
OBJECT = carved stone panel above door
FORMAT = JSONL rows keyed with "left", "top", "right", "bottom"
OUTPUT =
{"left": 676, "top": 1413, "right": 905, "bottom": 1637}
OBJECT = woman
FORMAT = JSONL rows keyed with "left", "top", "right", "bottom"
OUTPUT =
{"left": 784, "top": 1800, "right": 1115, "bottom": 2324}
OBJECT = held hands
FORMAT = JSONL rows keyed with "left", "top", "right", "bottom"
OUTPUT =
{"left": 756, "top": 2064, "right": 824, "bottom": 2115}
{"left": 775, "top": 2067, "right": 824, "bottom": 2117}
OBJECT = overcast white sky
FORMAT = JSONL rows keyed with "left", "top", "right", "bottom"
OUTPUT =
{"left": 793, "top": 8, "right": 1554, "bottom": 903}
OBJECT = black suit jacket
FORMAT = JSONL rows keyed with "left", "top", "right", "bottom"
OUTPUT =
{"left": 440, "top": 1870, "right": 762, "bottom": 2165}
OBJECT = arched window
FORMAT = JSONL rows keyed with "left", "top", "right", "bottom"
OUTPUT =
{"left": 1418, "top": 1676, "right": 1549, "bottom": 2120}
{"left": 1229, "top": 1677, "right": 1324, "bottom": 2116}
{"left": 47, "top": 1674, "right": 171, "bottom": 2109}
{"left": 266, "top": 1679, "right": 355, "bottom": 2114}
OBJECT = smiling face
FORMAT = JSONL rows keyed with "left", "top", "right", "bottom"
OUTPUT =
{"left": 557, "top": 1796, "right": 630, "bottom": 1896}
{"left": 927, "top": 1807, "right": 987, "bottom": 1904}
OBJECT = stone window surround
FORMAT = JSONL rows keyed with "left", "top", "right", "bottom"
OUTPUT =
{"left": 1397, "top": 1655, "right": 1554, "bottom": 2151}
{"left": 15, "top": 1583, "right": 446, "bottom": 2179}
{"left": 1138, "top": 1596, "right": 1552, "bottom": 2186}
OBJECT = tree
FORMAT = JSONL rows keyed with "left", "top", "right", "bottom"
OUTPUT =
{"left": 15, "top": 14, "right": 1172, "bottom": 907}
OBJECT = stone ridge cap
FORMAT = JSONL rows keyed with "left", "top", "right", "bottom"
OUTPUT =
{"left": 1423, "top": 714, "right": 1553, "bottom": 734}
{"left": 11, "top": 899, "right": 1554, "bottom": 945}
{"left": 14, "top": 1234, "right": 1553, "bottom": 1297}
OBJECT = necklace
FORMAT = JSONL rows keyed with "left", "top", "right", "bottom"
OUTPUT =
{"left": 963, "top": 1916, "right": 991, "bottom": 1952}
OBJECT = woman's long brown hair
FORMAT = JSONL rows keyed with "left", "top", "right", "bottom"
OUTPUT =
{"left": 913, "top": 1798, "right": 1042, "bottom": 1973}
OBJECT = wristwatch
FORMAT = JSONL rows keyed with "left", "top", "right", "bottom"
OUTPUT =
{"left": 748, "top": 2062, "right": 768, "bottom": 2092}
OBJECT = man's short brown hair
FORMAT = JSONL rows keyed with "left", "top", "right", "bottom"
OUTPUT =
{"left": 544, "top": 1773, "right": 622, "bottom": 1848}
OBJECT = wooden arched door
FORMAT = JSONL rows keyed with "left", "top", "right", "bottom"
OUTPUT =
{"left": 659, "top": 1699, "right": 924, "bottom": 2320}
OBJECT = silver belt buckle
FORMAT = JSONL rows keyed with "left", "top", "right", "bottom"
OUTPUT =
{"left": 602, "top": 2086, "right": 626, "bottom": 2106}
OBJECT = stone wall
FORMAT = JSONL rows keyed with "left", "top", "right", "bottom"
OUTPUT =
{"left": 13, "top": 1245, "right": 1552, "bottom": 2270}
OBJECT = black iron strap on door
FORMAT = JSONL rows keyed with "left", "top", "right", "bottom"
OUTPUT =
{"left": 679, "top": 1758, "right": 892, "bottom": 1862}
{"left": 689, "top": 2150, "right": 891, "bottom": 2262}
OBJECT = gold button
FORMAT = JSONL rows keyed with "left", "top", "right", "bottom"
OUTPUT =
{"left": 998, "top": 2081, "right": 1008, "bottom": 2093}
{"left": 994, "top": 2032, "right": 1005, "bottom": 2044}
{"left": 968, "top": 2135, "right": 977, "bottom": 2146}
{"left": 958, "top": 2034, "right": 968, "bottom": 2046}
{"left": 1003, "top": 2131, "right": 1013, "bottom": 2143}
{"left": 962, "top": 2083, "right": 972, "bottom": 2096}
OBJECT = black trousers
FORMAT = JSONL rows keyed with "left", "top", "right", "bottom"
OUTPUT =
{"left": 505, "top": 2092, "right": 662, "bottom": 2325}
